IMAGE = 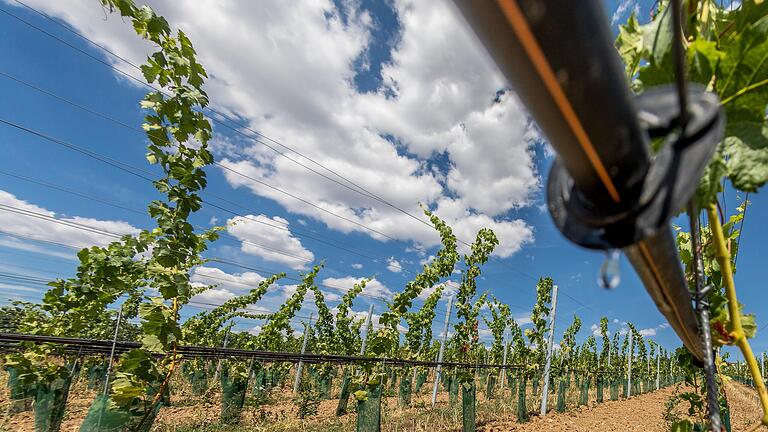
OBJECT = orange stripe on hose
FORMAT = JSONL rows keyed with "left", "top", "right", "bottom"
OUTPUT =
{"left": 495, "top": 0, "right": 621, "bottom": 203}
{"left": 637, "top": 240, "right": 699, "bottom": 355}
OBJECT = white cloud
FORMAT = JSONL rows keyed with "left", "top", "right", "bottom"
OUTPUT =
{"left": 638, "top": 323, "right": 671, "bottom": 338}
{"left": 405, "top": 246, "right": 426, "bottom": 257}
{"left": 591, "top": 323, "right": 600, "bottom": 336}
{"left": 419, "top": 255, "right": 435, "bottom": 266}
{"left": 351, "top": 263, "right": 363, "bottom": 270}
{"left": 17, "top": 0, "right": 540, "bottom": 258}
{"left": 191, "top": 266, "right": 266, "bottom": 291}
{"left": 0, "top": 190, "right": 139, "bottom": 252}
{"left": 386, "top": 256, "right": 402, "bottom": 273}
{"left": 307, "top": 288, "right": 341, "bottom": 303}
{"left": 190, "top": 266, "right": 268, "bottom": 304}
{"left": 322, "top": 276, "right": 393, "bottom": 299}
{"left": 0, "top": 283, "right": 46, "bottom": 294}
{"left": 611, "top": 0, "right": 637, "bottom": 25}
{"left": 514, "top": 312, "right": 532, "bottom": 326}
{"left": 417, "top": 282, "right": 458, "bottom": 300}
{"left": 226, "top": 214, "right": 314, "bottom": 270}
{"left": 0, "top": 236, "right": 76, "bottom": 260}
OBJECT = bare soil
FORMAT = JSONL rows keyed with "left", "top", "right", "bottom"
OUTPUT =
{"left": 2, "top": 376, "right": 765, "bottom": 431}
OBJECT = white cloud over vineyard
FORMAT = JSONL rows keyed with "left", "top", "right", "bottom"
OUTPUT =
{"left": 321, "top": 276, "right": 394, "bottom": 299}
{"left": 12, "top": 0, "right": 540, "bottom": 258}
{"left": 226, "top": 214, "right": 314, "bottom": 270}
{"left": 0, "top": 189, "right": 139, "bottom": 251}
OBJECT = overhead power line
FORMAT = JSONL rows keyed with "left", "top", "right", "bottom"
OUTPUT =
{"left": 0, "top": 116, "right": 412, "bottom": 272}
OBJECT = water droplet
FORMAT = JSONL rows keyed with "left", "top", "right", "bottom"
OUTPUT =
{"left": 598, "top": 249, "right": 621, "bottom": 289}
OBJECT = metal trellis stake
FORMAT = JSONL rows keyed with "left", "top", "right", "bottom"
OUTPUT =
{"left": 689, "top": 200, "right": 722, "bottom": 431}
{"left": 432, "top": 295, "right": 453, "bottom": 407}
{"left": 360, "top": 304, "right": 374, "bottom": 356}
{"left": 627, "top": 330, "right": 633, "bottom": 398}
{"left": 293, "top": 313, "right": 314, "bottom": 393}
{"left": 213, "top": 328, "right": 230, "bottom": 382}
{"left": 656, "top": 353, "right": 660, "bottom": 390}
{"left": 499, "top": 328, "right": 509, "bottom": 388}
{"left": 102, "top": 307, "right": 122, "bottom": 397}
{"left": 540, "top": 284, "right": 558, "bottom": 416}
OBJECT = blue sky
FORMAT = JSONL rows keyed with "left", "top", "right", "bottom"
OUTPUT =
{"left": 0, "top": 0, "right": 762, "bottom": 359}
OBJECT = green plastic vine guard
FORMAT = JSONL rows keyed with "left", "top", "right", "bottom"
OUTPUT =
{"left": 722, "top": 404, "right": 733, "bottom": 432}
{"left": 356, "top": 383, "right": 382, "bottom": 432}
{"left": 79, "top": 394, "right": 160, "bottom": 432}
{"left": 87, "top": 364, "right": 106, "bottom": 391}
{"left": 220, "top": 368, "right": 248, "bottom": 424}
{"left": 516, "top": 374, "right": 528, "bottom": 423}
{"left": 610, "top": 380, "right": 619, "bottom": 401}
{"left": 578, "top": 378, "right": 589, "bottom": 406}
{"left": 415, "top": 371, "right": 427, "bottom": 393}
{"left": 485, "top": 373, "right": 496, "bottom": 399}
{"left": 252, "top": 369, "right": 265, "bottom": 397}
{"left": 449, "top": 375, "right": 459, "bottom": 404}
{"left": 315, "top": 372, "right": 332, "bottom": 400}
{"left": 335, "top": 368, "right": 352, "bottom": 416}
{"left": 398, "top": 373, "right": 412, "bottom": 408}
{"left": 462, "top": 381, "right": 477, "bottom": 432}
{"left": 191, "top": 369, "right": 208, "bottom": 395}
{"left": 556, "top": 379, "right": 566, "bottom": 413}
{"left": 596, "top": 376, "right": 604, "bottom": 403}
{"left": 34, "top": 375, "right": 72, "bottom": 432}
{"left": 6, "top": 367, "right": 33, "bottom": 414}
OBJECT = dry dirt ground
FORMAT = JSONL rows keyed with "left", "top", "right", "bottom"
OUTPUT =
{"left": 479, "top": 381, "right": 764, "bottom": 432}
{"left": 1, "top": 379, "right": 765, "bottom": 431}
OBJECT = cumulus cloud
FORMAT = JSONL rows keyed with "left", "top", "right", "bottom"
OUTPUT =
{"left": 514, "top": 312, "right": 532, "bottom": 326}
{"left": 187, "top": 266, "right": 315, "bottom": 319}
{"left": 16, "top": 0, "right": 541, "bottom": 259}
{"left": 226, "top": 214, "right": 314, "bottom": 270}
{"left": 417, "top": 282, "right": 458, "bottom": 300}
{"left": 351, "top": 263, "right": 363, "bottom": 269}
{"left": 419, "top": 255, "right": 435, "bottom": 266}
{"left": 386, "top": 256, "right": 402, "bottom": 273}
{"left": 322, "top": 276, "right": 393, "bottom": 299}
{"left": 638, "top": 323, "right": 671, "bottom": 337}
{"left": 611, "top": 0, "right": 637, "bottom": 25}
{"left": 0, "top": 190, "right": 139, "bottom": 251}
{"left": 190, "top": 266, "right": 268, "bottom": 303}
